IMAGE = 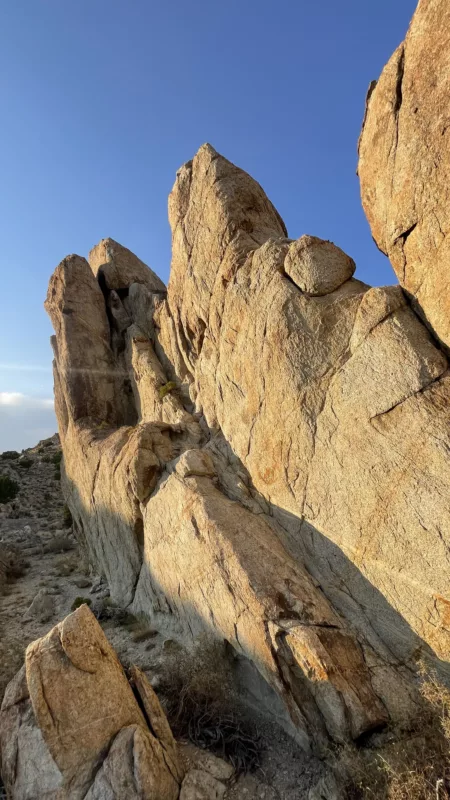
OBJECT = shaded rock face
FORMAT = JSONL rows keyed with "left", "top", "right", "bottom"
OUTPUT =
{"left": 45, "top": 141, "right": 450, "bottom": 751}
{"left": 0, "top": 605, "right": 183, "bottom": 799}
{"left": 45, "top": 254, "right": 136, "bottom": 429}
{"left": 358, "top": 0, "right": 450, "bottom": 348}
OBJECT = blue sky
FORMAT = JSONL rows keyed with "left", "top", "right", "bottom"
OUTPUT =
{"left": 0, "top": 0, "right": 416, "bottom": 450}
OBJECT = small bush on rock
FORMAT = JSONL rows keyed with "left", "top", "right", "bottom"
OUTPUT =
{"left": 18, "top": 457, "right": 33, "bottom": 469}
{"left": 44, "top": 535, "right": 74, "bottom": 554}
{"left": 0, "top": 451, "right": 20, "bottom": 461}
{"left": 71, "top": 597, "right": 92, "bottom": 612}
{"left": 97, "top": 421, "right": 110, "bottom": 430}
{"left": 0, "top": 475, "right": 19, "bottom": 504}
{"left": 158, "top": 381, "right": 177, "bottom": 399}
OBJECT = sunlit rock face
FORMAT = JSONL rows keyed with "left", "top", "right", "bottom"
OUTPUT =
{"left": 358, "top": 0, "right": 450, "bottom": 349}
{"left": 45, "top": 137, "right": 449, "bottom": 750}
{"left": 0, "top": 606, "right": 183, "bottom": 799}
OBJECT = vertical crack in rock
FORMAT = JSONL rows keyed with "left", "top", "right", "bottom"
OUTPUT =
{"left": 357, "top": 79, "right": 377, "bottom": 161}
{"left": 393, "top": 45, "right": 405, "bottom": 117}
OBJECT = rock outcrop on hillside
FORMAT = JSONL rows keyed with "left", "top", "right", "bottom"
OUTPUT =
{"left": 1, "top": 604, "right": 237, "bottom": 799}
{"left": 44, "top": 144, "right": 450, "bottom": 753}
{"left": 358, "top": 0, "right": 450, "bottom": 349}
{"left": 1, "top": 441, "right": 317, "bottom": 800}
{"left": 43, "top": 0, "right": 450, "bottom": 758}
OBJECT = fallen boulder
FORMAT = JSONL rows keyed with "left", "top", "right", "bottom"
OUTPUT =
{"left": 0, "top": 605, "right": 183, "bottom": 799}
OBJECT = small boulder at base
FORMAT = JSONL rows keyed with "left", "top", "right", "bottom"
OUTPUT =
{"left": 0, "top": 605, "right": 182, "bottom": 800}
{"left": 23, "top": 588, "right": 54, "bottom": 623}
{"left": 180, "top": 769, "right": 226, "bottom": 800}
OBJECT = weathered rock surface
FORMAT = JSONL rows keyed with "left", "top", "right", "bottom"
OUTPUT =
{"left": 155, "top": 144, "right": 450, "bottom": 667}
{"left": 89, "top": 237, "right": 166, "bottom": 294}
{"left": 180, "top": 769, "right": 226, "bottom": 799}
{"left": 133, "top": 467, "right": 388, "bottom": 748}
{"left": 284, "top": 235, "right": 355, "bottom": 295}
{"left": 45, "top": 254, "right": 135, "bottom": 428}
{"left": 0, "top": 605, "right": 183, "bottom": 799}
{"left": 0, "top": 436, "right": 324, "bottom": 800}
{"left": 358, "top": 0, "right": 450, "bottom": 348}
{"left": 45, "top": 136, "right": 450, "bottom": 756}
{"left": 23, "top": 588, "right": 54, "bottom": 623}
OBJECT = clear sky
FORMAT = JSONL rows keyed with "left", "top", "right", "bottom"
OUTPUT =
{"left": 0, "top": 0, "right": 417, "bottom": 451}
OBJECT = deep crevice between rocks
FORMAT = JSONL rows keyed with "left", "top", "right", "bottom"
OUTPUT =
{"left": 394, "top": 221, "right": 418, "bottom": 247}
{"left": 393, "top": 45, "right": 405, "bottom": 117}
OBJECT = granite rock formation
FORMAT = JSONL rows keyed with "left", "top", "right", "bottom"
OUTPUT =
{"left": 43, "top": 0, "right": 450, "bottom": 756}
{"left": 358, "top": 0, "right": 450, "bottom": 349}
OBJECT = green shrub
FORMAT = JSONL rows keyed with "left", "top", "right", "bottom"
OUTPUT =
{"left": 52, "top": 451, "right": 63, "bottom": 465}
{"left": 43, "top": 535, "right": 73, "bottom": 554}
{"left": 42, "top": 455, "right": 52, "bottom": 463}
{"left": 71, "top": 597, "right": 91, "bottom": 612}
{"left": 18, "top": 457, "right": 33, "bottom": 469}
{"left": 0, "top": 475, "right": 19, "bottom": 504}
{"left": 95, "top": 421, "right": 110, "bottom": 431}
{"left": 62, "top": 505, "right": 73, "bottom": 528}
{"left": 120, "top": 612, "right": 140, "bottom": 630}
{"left": 54, "top": 465, "right": 61, "bottom": 480}
{"left": 158, "top": 381, "right": 177, "bottom": 399}
{"left": 0, "top": 450, "right": 20, "bottom": 461}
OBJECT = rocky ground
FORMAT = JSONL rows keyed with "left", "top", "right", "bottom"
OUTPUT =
{"left": 0, "top": 436, "right": 325, "bottom": 799}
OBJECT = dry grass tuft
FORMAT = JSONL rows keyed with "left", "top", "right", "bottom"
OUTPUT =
{"left": 339, "top": 662, "right": 450, "bottom": 799}
{"left": 419, "top": 662, "right": 450, "bottom": 745}
{"left": 157, "top": 636, "right": 263, "bottom": 774}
